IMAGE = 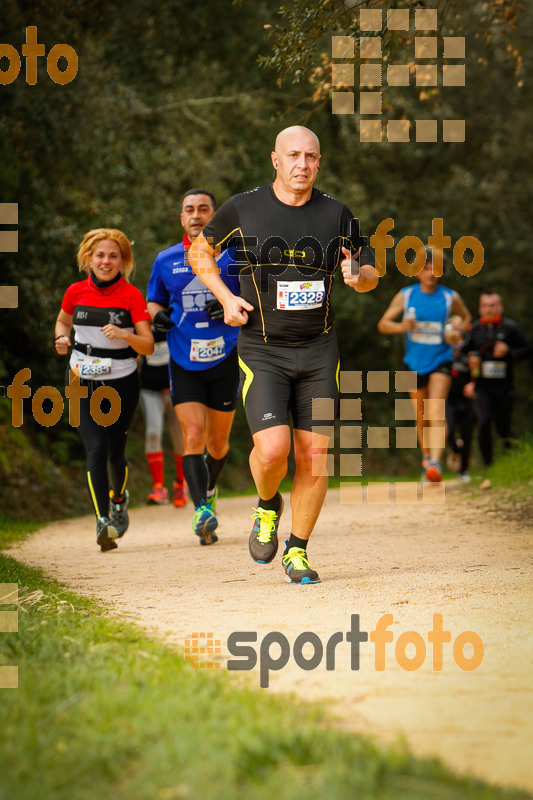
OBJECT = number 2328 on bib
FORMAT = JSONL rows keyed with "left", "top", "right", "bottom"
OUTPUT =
{"left": 277, "top": 281, "right": 325, "bottom": 311}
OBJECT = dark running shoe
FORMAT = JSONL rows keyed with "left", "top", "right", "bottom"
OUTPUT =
{"left": 249, "top": 494, "right": 284, "bottom": 563}
{"left": 110, "top": 490, "right": 129, "bottom": 538}
{"left": 282, "top": 547, "right": 320, "bottom": 585}
{"left": 96, "top": 516, "right": 118, "bottom": 552}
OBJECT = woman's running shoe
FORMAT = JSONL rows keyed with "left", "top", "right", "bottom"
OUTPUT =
{"left": 110, "top": 490, "right": 129, "bottom": 537}
{"left": 96, "top": 516, "right": 118, "bottom": 552}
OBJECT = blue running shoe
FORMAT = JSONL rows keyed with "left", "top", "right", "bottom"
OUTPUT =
{"left": 193, "top": 504, "right": 218, "bottom": 545}
{"left": 282, "top": 547, "right": 320, "bottom": 585}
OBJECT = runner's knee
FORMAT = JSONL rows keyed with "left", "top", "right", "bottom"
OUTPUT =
{"left": 253, "top": 435, "right": 290, "bottom": 468}
{"left": 205, "top": 434, "right": 229, "bottom": 460}
{"left": 182, "top": 424, "right": 206, "bottom": 452}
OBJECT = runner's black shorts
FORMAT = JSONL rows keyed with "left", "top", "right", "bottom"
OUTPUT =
{"left": 404, "top": 361, "right": 453, "bottom": 390}
{"left": 169, "top": 349, "right": 240, "bottom": 411}
{"left": 238, "top": 331, "right": 340, "bottom": 434}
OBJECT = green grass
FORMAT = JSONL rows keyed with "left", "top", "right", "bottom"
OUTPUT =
{"left": 0, "top": 516, "right": 43, "bottom": 549}
{"left": 1, "top": 522, "right": 531, "bottom": 800}
{"left": 481, "top": 438, "right": 533, "bottom": 494}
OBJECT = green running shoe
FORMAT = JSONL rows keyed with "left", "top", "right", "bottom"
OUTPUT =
{"left": 206, "top": 486, "right": 218, "bottom": 515}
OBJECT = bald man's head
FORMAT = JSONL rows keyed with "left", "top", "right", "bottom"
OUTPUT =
{"left": 271, "top": 126, "right": 321, "bottom": 203}
{"left": 274, "top": 126, "right": 321, "bottom": 154}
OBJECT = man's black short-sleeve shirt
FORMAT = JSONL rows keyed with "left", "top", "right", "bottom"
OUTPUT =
{"left": 202, "top": 184, "right": 374, "bottom": 344}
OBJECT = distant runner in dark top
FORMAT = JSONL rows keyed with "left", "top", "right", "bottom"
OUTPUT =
{"left": 189, "top": 125, "right": 379, "bottom": 585}
{"left": 462, "top": 292, "right": 531, "bottom": 467}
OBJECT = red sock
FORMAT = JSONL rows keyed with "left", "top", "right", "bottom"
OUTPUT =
{"left": 146, "top": 451, "right": 164, "bottom": 486}
{"left": 174, "top": 454, "right": 185, "bottom": 483}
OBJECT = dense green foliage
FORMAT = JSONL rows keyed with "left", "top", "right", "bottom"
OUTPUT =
{"left": 1, "top": 0, "right": 531, "bottom": 514}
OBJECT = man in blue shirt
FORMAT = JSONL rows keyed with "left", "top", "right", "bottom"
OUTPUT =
{"left": 147, "top": 188, "right": 240, "bottom": 545}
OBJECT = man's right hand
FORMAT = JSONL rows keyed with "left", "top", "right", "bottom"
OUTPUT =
{"left": 400, "top": 317, "right": 416, "bottom": 333}
{"left": 223, "top": 295, "right": 254, "bottom": 327}
{"left": 153, "top": 307, "right": 174, "bottom": 332}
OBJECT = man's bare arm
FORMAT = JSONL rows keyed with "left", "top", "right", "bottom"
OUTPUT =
{"left": 189, "top": 233, "right": 253, "bottom": 327}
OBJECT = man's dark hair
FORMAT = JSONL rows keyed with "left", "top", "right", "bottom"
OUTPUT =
{"left": 182, "top": 188, "right": 217, "bottom": 211}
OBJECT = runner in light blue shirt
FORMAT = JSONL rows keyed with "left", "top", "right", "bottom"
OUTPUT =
{"left": 378, "top": 247, "right": 471, "bottom": 482}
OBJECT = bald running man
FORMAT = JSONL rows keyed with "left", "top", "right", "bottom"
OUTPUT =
{"left": 189, "top": 126, "right": 379, "bottom": 584}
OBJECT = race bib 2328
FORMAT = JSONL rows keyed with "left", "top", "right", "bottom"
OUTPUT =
{"left": 277, "top": 280, "right": 325, "bottom": 311}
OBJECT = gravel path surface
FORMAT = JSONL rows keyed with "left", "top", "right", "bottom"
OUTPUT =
{"left": 8, "top": 484, "right": 533, "bottom": 792}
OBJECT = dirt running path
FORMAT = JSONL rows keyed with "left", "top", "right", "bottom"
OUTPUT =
{"left": 7, "top": 485, "right": 533, "bottom": 792}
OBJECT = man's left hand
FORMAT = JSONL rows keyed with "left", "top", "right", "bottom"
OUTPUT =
{"left": 340, "top": 246, "right": 360, "bottom": 287}
{"left": 341, "top": 246, "right": 379, "bottom": 292}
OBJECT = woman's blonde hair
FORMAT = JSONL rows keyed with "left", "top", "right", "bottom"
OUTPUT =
{"left": 77, "top": 229, "right": 134, "bottom": 280}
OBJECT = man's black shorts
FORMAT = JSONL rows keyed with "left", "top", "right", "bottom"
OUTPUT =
{"left": 169, "top": 349, "right": 239, "bottom": 411}
{"left": 238, "top": 332, "right": 340, "bottom": 434}
{"left": 405, "top": 361, "right": 453, "bottom": 390}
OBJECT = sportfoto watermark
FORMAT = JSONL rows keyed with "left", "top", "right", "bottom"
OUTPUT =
{"left": 0, "top": 26, "right": 78, "bottom": 85}
{"left": 200, "top": 216, "right": 483, "bottom": 278}
{"left": 332, "top": 8, "right": 466, "bottom": 143}
{"left": 5, "top": 368, "right": 121, "bottom": 428}
{"left": 187, "top": 614, "right": 484, "bottom": 688}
